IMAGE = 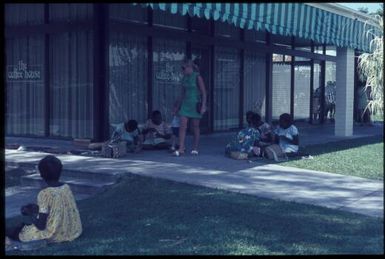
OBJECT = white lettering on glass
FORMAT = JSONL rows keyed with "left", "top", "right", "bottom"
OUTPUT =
{"left": 7, "top": 60, "right": 42, "bottom": 82}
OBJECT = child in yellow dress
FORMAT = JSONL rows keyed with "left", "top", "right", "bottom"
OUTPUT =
{"left": 6, "top": 155, "right": 82, "bottom": 250}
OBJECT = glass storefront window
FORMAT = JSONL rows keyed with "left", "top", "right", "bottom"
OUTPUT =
{"left": 50, "top": 31, "right": 94, "bottom": 138}
{"left": 109, "top": 4, "right": 147, "bottom": 24}
{"left": 152, "top": 39, "right": 186, "bottom": 124}
{"left": 244, "top": 51, "right": 266, "bottom": 125}
{"left": 272, "top": 54, "right": 291, "bottom": 120}
{"left": 312, "top": 62, "right": 322, "bottom": 123}
{"left": 294, "top": 58, "right": 311, "bottom": 120}
{"left": 325, "top": 45, "right": 337, "bottom": 56}
{"left": 324, "top": 61, "right": 336, "bottom": 121}
{"left": 214, "top": 47, "right": 240, "bottom": 130}
{"left": 314, "top": 43, "right": 324, "bottom": 54}
{"left": 6, "top": 36, "right": 45, "bottom": 136}
{"left": 153, "top": 9, "right": 187, "bottom": 31}
{"left": 109, "top": 33, "right": 148, "bottom": 129}
{"left": 5, "top": 4, "right": 44, "bottom": 25}
{"left": 49, "top": 3, "right": 93, "bottom": 22}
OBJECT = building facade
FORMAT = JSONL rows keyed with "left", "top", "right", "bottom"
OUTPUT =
{"left": 4, "top": 3, "right": 380, "bottom": 141}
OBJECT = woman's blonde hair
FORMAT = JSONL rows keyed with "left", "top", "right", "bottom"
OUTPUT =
{"left": 183, "top": 59, "right": 199, "bottom": 72}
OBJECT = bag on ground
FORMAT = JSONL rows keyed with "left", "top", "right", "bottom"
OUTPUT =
{"left": 101, "top": 141, "right": 127, "bottom": 158}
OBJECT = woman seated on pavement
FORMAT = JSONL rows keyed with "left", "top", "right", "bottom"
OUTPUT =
{"left": 272, "top": 113, "right": 299, "bottom": 157}
{"left": 141, "top": 110, "right": 172, "bottom": 150}
{"left": 6, "top": 155, "right": 82, "bottom": 251}
{"left": 225, "top": 113, "right": 261, "bottom": 159}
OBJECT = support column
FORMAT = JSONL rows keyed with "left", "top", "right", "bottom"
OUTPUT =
{"left": 335, "top": 47, "right": 355, "bottom": 136}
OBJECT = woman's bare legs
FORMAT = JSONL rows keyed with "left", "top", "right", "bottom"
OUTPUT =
{"left": 177, "top": 116, "right": 188, "bottom": 153}
{"left": 191, "top": 118, "right": 200, "bottom": 151}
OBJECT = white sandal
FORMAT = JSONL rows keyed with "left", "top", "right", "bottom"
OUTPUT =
{"left": 173, "top": 150, "right": 185, "bottom": 157}
{"left": 191, "top": 150, "right": 199, "bottom": 155}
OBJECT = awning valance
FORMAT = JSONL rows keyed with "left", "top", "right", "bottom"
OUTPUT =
{"left": 134, "top": 3, "right": 381, "bottom": 52}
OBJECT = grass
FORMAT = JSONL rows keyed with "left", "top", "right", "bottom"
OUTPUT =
{"left": 6, "top": 174, "right": 384, "bottom": 255}
{"left": 279, "top": 135, "right": 384, "bottom": 180}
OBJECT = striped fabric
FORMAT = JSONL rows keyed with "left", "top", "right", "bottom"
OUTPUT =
{"left": 133, "top": 3, "right": 381, "bottom": 52}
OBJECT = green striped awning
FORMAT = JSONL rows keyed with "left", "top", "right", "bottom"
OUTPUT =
{"left": 135, "top": 3, "right": 381, "bottom": 52}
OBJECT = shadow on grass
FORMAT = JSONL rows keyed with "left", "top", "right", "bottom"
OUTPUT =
{"left": 6, "top": 175, "right": 384, "bottom": 255}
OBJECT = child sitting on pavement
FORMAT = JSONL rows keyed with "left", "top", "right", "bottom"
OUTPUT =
{"left": 111, "top": 119, "right": 143, "bottom": 152}
{"left": 142, "top": 110, "right": 172, "bottom": 150}
{"left": 272, "top": 113, "right": 299, "bottom": 157}
{"left": 225, "top": 113, "right": 261, "bottom": 159}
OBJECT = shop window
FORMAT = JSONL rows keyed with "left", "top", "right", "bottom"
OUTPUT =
{"left": 50, "top": 31, "right": 94, "bottom": 138}
{"left": 314, "top": 43, "right": 324, "bottom": 54}
{"left": 272, "top": 54, "right": 291, "bottom": 119}
{"left": 325, "top": 45, "right": 337, "bottom": 56}
{"left": 153, "top": 39, "right": 186, "bottom": 123}
{"left": 49, "top": 3, "right": 93, "bottom": 22}
{"left": 109, "top": 33, "right": 148, "bottom": 128}
{"left": 244, "top": 51, "right": 266, "bottom": 125}
{"left": 312, "top": 62, "right": 322, "bottom": 123}
{"left": 214, "top": 47, "right": 240, "bottom": 130}
{"left": 109, "top": 4, "right": 147, "bottom": 24}
{"left": 6, "top": 36, "right": 45, "bottom": 136}
{"left": 153, "top": 9, "right": 187, "bottom": 31}
{"left": 294, "top": 58, "right": 311, "bottom": 120}
{"left": 5, "top": 4, "right": 44, "bottom": 25}
{"left": 325, "top": 61, "right": 336, "bottom": 121}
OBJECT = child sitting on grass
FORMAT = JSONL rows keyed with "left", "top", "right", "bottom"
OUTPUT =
{"left": 6, "top": 155, "right": 82, "bottom": 251}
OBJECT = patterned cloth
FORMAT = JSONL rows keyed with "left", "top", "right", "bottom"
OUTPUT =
{"left": 179, "top": 72, "right": 202, "bottom": 119}
{"left": 273, "top": 125, "right": 299, "bottom": 153}
{"left": 225, "top": 127, "right": 261, "bottom": 156}
{"left": 258, "top": 122, "right": 272, "bottom": 143}
{"left": 19, "top": 184, "right": 82, "bottom": 243}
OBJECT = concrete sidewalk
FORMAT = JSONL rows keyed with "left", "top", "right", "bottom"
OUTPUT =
{"left": 5, "top": 133, "right": 383, "bottom": 218}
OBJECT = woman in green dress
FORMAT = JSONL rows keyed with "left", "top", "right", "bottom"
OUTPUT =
{"left": 173, "top": 59, "right": 207, "bottom": 156}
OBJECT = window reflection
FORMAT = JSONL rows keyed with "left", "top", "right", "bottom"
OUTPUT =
{"left": 152, "top": 39, "right": 186, "bottom": 123}
{"left": 244, "top": 51, "right": 266, "bottom": 125}
{"left": 294, "top": 58, "right": 311, "bottom": 120}
{"left": 214, "top": 47, "right": 240, "bottom": 130}
{"left": 272, "top": 54, "right": 291, "bottom": 120}
{"left": 109, "top": 33, "right": 148, "bottom": 129}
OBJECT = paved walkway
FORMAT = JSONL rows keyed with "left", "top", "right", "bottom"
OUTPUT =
{"left": 5, "top": 122, "right": 384, "bottom": 219}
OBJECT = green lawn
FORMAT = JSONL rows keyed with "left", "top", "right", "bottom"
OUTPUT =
{"left": 280, "top": 135, "right": 383, "bottom": 180}
{"left": 6, "top": 174, "right": 384, "bottom": 255}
